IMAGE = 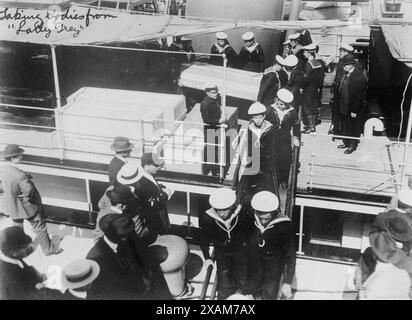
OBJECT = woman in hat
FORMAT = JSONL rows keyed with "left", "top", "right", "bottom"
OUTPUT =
{"left": 0, "top": 144, "right": 63, "bottom": 256}
{"left": 247, "top": 191, "right": 296, "bottom": 300}
{"left": 257, "top": 55, "right": 287, "bottom": 107}
{"left": 238, "top": 102, "right": 279, "bottom": 195}
{"left": 266, "top": 88, "right": 300, "bottom": 190}
{"left": 199, "top": 188, "right": 254, "bottom": 300}
{"left": 210, "top": 32, "right": 238, "bottom": 68}
{"left": 301, "top": 43, "right": 325, "bottom": 134}
{"left": 238, "top": 32, "right": 265, "bottom": 73}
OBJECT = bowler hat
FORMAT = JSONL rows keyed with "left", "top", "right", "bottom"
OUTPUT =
{"left": 369, "top": 231, "right": 398, "bottom": 263}
{"left": 383, "top": 210, "right": 412, "bottom": 242}
{"left": 141, "top": 152, "right": 165, "bottom": 167}
{"left": 106, "top": 185, "right": 135, "bottom": 203}
{"left": 0, "top": 226, "right": 32, "bottom": 250}
{"left": 110, "top": 137, "right": 134, "bottom": 152}
{"left": 116, "top": 162, "right": 142, "bottom": 185}
{"left": 209, "top": 188, "right": 236, "bottom": 210}
{"left": 1, "top": 144, "right": 25, "bottom": 159}
{"left": 341, "top": 54, "right": 356, "bottom": 66}
{"left": 61, "top": 259, "right": 100, "bottom": 290}
{"left": 99, "top": 213, "right": 135, "bottom": 239}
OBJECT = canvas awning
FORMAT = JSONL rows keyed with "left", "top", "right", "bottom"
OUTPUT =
{"left": 0, "top": 4, "right": 355, "bottom": 45}
{"left": 381, "top": 25, "right": 412, "bottom": 68}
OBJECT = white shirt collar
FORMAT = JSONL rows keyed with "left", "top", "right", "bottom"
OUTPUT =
{"left": 115, "top": 154, "right": 127, "bottom": 163}
{"left": 110, "top": 206, "right": 123, "bottom": 214}
{"left": 103, "top": 235, "right": 118, "bottom": 253}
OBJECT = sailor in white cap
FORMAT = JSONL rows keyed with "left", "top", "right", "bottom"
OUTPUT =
{"left": 239, "top": 31, "right": 265, "bottom": 73}
{"left": 199, "top": 187, "right": 253, "bottom": 300}
{"left": 241, "top": 102, "right": 279, "bottom": 194}
{"left": 288, "top": 33, "right": 302, "bottom": 55}
{"left": 210, "top": 32, "right": 238, "bottom": 68}
{"left": 257, "top": 55, "right": 288, "bottom": 107}
{"left": 248, "top": 191, "right": 296, "bottom": 300}
{"left": 265, "top": 88, "right": 300, "bottom": 190}
{"left": 330, "top": 43, "right": 356, "bottom": 135}
{"left": 200, "top": 82, "right": 227, "bottom": 177}
{"left": 301, "top": 43, "right": 325, "bottom": 134}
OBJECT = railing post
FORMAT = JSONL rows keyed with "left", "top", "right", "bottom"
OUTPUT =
{"left": 308, "top": 133, "right": 316, "bottom": 191}
{"left": 219, "top": 126, "right": 225, "bottom": 181}
{"left": 297, "top": 205, "right": 305, "bottom": 255}
{"left": 85, "top": 178, "right": 94, "bottom": 226}
{"left": 186, "top": 191, "right": 192, "bottom": 239}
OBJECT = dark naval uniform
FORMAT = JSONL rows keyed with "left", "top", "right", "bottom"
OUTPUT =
{"left": 257, "top": 68, "right": 288, "bottom": 107}
{"left": 238, "top": 42, "right": 265, "bottom": 73}
{"left": 285, "top": 65, "right": 304, "bottom": 109}
{"left": 199, "top": 205, "right": 254, "bottom": 299}
{"left": 247, "top": 214, "right": 296, "bottom": 300}
{"left": 301, "top": 58, "right": 325, "bottom": 130}
{"left": 210, "top": 43, "right": 238, "bottom": 68}
{"left": 200, "top": 94, "right": 222, "bottom": 177}
{"left": 266, "top": 105, "right": 300, "bottom": 186}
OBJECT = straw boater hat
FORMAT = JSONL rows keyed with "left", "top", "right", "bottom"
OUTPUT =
{"left": 251, "top": 191, "right": 279, "bottom": 213}
{"left": 1, "top": 144, "right": 25, "bottom": 159}
{"left": 110, "top": 137, "right": 134, "bottom": 152}
{"left": 248, "top": 102, "right": 266, "bottom": 116}
{"left": 209, "top": 188, "right": 236, "bottom": 210}
{"left": 116, "top": 162, "right": 143, "bottom": 185}
{"left": 61, "top": 259, "right": 100, "bottom": 290}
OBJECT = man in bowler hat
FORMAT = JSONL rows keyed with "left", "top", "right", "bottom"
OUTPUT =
{"left": 108, "top": 137, "right": 134, "bottom": 186}
{"left": 0, "top": 144, "right": 62, "bottom": 256}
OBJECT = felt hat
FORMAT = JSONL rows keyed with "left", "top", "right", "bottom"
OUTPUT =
{"left": 383, "top": 210, "right": 412, "bottom": 242}
{"left": 369, "top": 231, "right": 399, "bottom": 263}
{"left": 0, "top": 227, "right": 32, "bottom": 250}
{"left": 99, "top": 213, "right": 135, "bottom": 239}
{"left": 1, "top": 144, "right": 25, "bottom": 159}
{"left": 116, "top": 162, "right": 142, "bottom": 185}
{"left": 110, "top": 137, "right": 134, "bottom": 152}
{"left": 242, "top": 32, "right": 254, "bottom": 41}
{"left": 106, "top": 185, "right": 136, "bottom": 203}
{"left": 277, "top": 88, "right": 294, "bottom": 104}
{"left": 209, "top": 188, "right": 236, "bottom": 210}
{"left": 61, "top": 259, "right": 100, "bottom": 290}
{"left": 251, "top": 191, "right": 279, "bottom": 212}
{"left": 248, "top": 102, "right": 266, "bottom": 116}
{"left": 341, "top": 54, "right": 356, "bottom": 66}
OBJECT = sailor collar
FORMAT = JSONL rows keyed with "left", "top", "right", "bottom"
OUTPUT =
{"left": 248, "top": 120, "right": 273, "bottom": 137}
{"left": 205, "top": 205, "right": 242, "bottom": 240}
{"left": 214, "top": 43, "right": 229, "bottom": 53}
{"left": 243, "top": 42, "right": 259, "bottom": 53}
{"left": 254, "top": 213, "right": 290, "bottom": 235}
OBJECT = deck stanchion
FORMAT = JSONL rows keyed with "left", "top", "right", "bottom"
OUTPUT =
{"left": 85, "top": 178, "right": 94, "bottom": 226}
{"left": 186, "top": 191, "right": 192, "bottom": 238}
{"left": 309, "top": 133, "right": 317, "bottom": 191}
{"left": 297, "top": 205, "right": 305, "bottom": 255}
{"left": 218, "top": 57, "right": 228, "bottom": 181}
{"left": 51, "top": 45, "right": 66, "bottom": 160}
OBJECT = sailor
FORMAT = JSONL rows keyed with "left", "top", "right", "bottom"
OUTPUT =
{"left": 247, "top": 191, "right": 296, "bottom": 300}
{"left": 180, "top": 36, "right": 196, "bottom": 63}
{"left": 301, "top": 43, "right": 325, "bottom": 133}
{"left": 61, "top": 259, "right": 101, "bottom": 300}
{"left": 108, "top": 136, "right": 134, "bottom": 186}
{"left": 200, "top": 83, "right": 227, "bottom": 177}
{"left": 238, "top": 32, "right": 265, "bottom": 73}
{"left": 0, "top": 144, "right": 63, "bottom": 256}
{"left": 134, "top": 152, "right": 172, "bottom": 236}
{"left": 238, "top": 102, "right": 279, "bottom": 196}
{"left": 266, "top": 88, "right": 300, "bottom": 190}
{"left": 199, "top": 187, "right": 253, "bottom": 300}
{"left": 288, "top": 32, "right": 306, "bottom": 69}
{"left": 210, "top": 32, "right": 238, "bottom": 68}
{"left": 283, "top": 54, "right": 303, "bottom": 109}
{"left": 314, "top": 44, "right": 328, "bottom": 125}
{"left": 257, "top": 55, "right": 288, "bottom": 107}
{"left": 337, "top": 54, "right": 367, "bottom": 154}
{"left": 330, "top": 43, "right": 355, "bottom": 135}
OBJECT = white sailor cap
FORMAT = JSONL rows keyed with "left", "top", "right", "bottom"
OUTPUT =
{"left": 288, "top": 33, "right": 301, "bottom": 40}
{"left": 180, "top": 36, "right": 192, "bottom": 42}
{"left": 275, "top": 55, "right": 286, "bottom": 66}
{"left": 277, "top": 88, "right": 294, "bottom": 104}
{"left": 284, "top": 54, "right": 298, "bottom": 67}
{"left": 251, "top": 191, "right": 279, "bottom": 213}
{"left": 339, "top": 43, "right": 354, "bottom": 52}
{"left": 216, "top": 32, "right": 228, "bottom": 40}
{"left": 398, "top": 188, "right": 412, "bottom": 208}
{"left": 302, "top": 43, "right": 317, "bottom": 52}
{"left": 248, "top": 102, "right": 266, "bottom": 116}
{"left": 242, "top": 32, "right": 254, "bottom": 41}
{"left": 209, "top": 188, "right": 236, "bottom": 210}
{"left": 283, "top": 40, "right": 291, "bottom": 45}
{"left": 204, "top": 83, "right": 218, "bottom": 91}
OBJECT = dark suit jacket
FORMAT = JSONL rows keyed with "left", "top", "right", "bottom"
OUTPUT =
{"left": 200, "top": 95, "right": 222, "bottom": 127}
{"left": 342, "top": 67, "right": 367, "bottom": 115}
{"left": 86, "top": 238, "right": 144, "bottom": 300}
{"left": 107, "top": 156, "right": 126, "bottom": 186}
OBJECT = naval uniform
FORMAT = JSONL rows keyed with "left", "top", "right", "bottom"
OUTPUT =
{"left": 301, "top": 58, "right": 325, "bottom": 130}
{"left": 285, "top": 65, "right": 304, "bottom": 109}
{"left": 238, "top": 42, "right": 265, "bottom": 73}
{"left": 210, "top": 42, "right": 238, "bottom": 68}
{"left": 247, "top": 214, "right": 296, "bottom": 300}
{"left": 199, "top": 205, "right": 254, "bottom": 299}
{"left": 266, "top": 105, "right": 300, "bottom": 185}
{"left": 257, "top": 68, "right": 288, "bottom": 107}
